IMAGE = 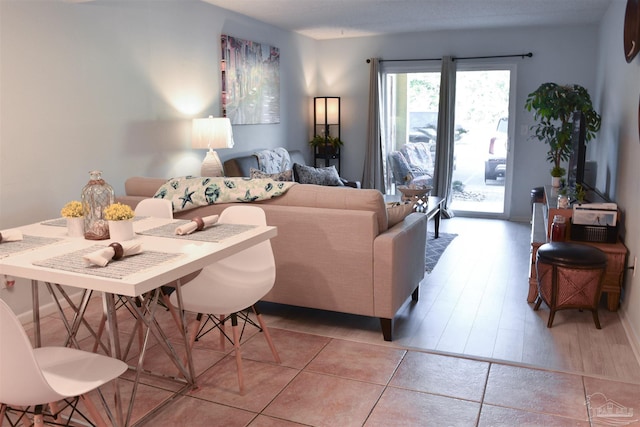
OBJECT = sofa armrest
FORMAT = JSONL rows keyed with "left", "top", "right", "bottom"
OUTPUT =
{"left": 373, "top": 213, "right": 427, "bottom": 319}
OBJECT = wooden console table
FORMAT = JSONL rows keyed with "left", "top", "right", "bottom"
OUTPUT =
{"left": 528, "top": 186, "right": 627, "bottom": 311}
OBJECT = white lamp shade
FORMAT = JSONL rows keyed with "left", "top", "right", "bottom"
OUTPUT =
{"left": 191, "top": 116, "right": 234, "bottom": 150}
{"left": 315, "top": 97, "right": 340, "bottom": 125}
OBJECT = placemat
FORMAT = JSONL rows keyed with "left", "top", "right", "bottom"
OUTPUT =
{"left": 0, "top": 235, "right": 64, "bottom": 259}
{"left": 42, "top": 216, "right": 148, "bottom": 227}
{"left": 32, "top": 245, "right": 181, "bottom": 279}
{"left": 138, "top": 221, "right": 257, "bottom": 242}
{"left": 41, "top": 217, "right": 67, "bottom": 227}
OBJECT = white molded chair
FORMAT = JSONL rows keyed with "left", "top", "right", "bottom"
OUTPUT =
{"left": 169, "top": 205, "right": 280, "bottom": 395}
{"left": 0, "top": 299, "right": 127, "bottom": 427}
{"left": 133, "top": 198, "right": 173, "bottom": 218}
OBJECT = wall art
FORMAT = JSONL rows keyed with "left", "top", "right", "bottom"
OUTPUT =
{"left": 221, "top": 34, "right": 280, "bottom": 125}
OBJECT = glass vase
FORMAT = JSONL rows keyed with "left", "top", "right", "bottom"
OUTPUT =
{"left": 81, "top": 170, "right": 114, "bottom": 240}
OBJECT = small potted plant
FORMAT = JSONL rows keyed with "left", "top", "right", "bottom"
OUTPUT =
{"left": 309, "top": 134, "right": 343, "bottom": 155}
{"left": 60, "top": 200, "right": 85, "bottom": 237}
{"left": 550, "top": 166, "right": 566, "bottom": 188}
{"left": 574, "top": 183, "right": 587, "bottom": 205}
{"left": 104, "top": 202, "right": 135, "bottom": 241}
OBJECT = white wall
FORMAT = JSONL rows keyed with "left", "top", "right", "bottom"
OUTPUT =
{"left": 0, "top": 0, "right": 315, "bottom": 229}
{"left": 0, "top": 0, "right": 315, "bottom": 313}
{"left": 595, "top": 0, "right": 640, "bottom": 355}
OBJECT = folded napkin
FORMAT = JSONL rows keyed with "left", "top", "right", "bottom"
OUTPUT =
{"left": 0, "top": 228, "right": 23, "bottom": 243}
{"left": 83, "top": 241, "right": 143, "bottom": 267}
{"left": 175, "top": 215, "right": 219, "bottom": 235}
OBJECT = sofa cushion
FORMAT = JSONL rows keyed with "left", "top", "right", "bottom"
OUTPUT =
{"left": 293, "top": 163, "right": 344, "bottom": 186}
{"left": 258, "top": 184, "right": 388, "bottom": 232}
{"left": 250, "top": 167, "right": 294, "bottom": 181}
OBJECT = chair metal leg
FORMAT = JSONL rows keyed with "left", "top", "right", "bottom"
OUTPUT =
{"left": 181, "top": 317, "right": 202, "bottom": 370}
{"left": 230, "top": 314, "right": 245, "bottom": 395}
{"left": 92, "top": 315, "right": 107, "bottom": 353}
{"left": 219, "top": 314, "right": 226, "bottom": 350}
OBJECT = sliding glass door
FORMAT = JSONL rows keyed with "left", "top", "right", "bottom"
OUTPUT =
{"left": 381, "top": 61, "right": 514, "bottom": 218}
{"left": 450, "top": 66, "right": 514, "bottom": 217}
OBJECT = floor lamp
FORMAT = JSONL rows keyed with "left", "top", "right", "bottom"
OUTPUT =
{"left": 192, "top": 116, "right": 234, "bottom": 177}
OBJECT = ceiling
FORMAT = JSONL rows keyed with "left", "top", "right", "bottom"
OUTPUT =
{"left": 203, "top": 0, "right": 613, "bottom": 40}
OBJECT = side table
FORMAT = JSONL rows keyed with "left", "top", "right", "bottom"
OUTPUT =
{"left": 398, "top": 186, "right": 431, "bottom": 212}
{"left": 393, "top": 187, "right": 443, "bottom": 238}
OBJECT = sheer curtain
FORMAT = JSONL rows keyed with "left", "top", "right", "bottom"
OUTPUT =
{"left": 366, "top": 56, "right": 457, "bottom": 201}
{"left": 434, "top": 56, "right": 456, "bottom": 218}
{"left": 362, "top": 58, "right": 385, "bottom": 190}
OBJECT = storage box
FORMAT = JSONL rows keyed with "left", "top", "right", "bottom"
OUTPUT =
{"left": 570, "top": 221, "right": 618, "bottom": 243}
{"left": 572, "top": 203, "right": 617, "bottom": 227}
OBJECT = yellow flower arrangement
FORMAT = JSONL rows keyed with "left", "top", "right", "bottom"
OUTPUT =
{"left": 103, "top": 202, "right": 135, "bottom": 221}
{"left": 60, "top": 201, "right": 84, "bottom": 218}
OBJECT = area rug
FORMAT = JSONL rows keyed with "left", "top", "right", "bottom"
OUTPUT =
{"left": 425, "top": 231, "right": 457, "bottom": 272}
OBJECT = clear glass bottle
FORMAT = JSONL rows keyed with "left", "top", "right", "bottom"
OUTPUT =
{"left": 557, "top": 194, "right": 569, "bottom": 209}
{"left": 550, "top": 214, "right": 566, "bottom": 242}
{"left": 81, "top": 170, "right": 114, "bottom": 240}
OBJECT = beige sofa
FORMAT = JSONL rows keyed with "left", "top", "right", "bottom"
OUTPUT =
{"left": 118, "top": 177, "right": 427, "bottom": 341}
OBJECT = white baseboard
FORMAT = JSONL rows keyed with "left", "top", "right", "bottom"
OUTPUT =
{"left": 619, "top": 307, "right": 640, "bottom": 369}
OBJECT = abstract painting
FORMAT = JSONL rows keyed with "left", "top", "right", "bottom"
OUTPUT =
{"left": 221, "top": 34, "right": 280, "bottom": 125}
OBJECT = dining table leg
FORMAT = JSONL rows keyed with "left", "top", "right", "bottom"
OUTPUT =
{"left": 31, "top": 279, "right": 41, "bottom": 347}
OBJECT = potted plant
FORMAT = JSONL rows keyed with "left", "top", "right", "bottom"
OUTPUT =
{"left": 550, "top": 166, "right": 566, "bottom": 188}
{"left": 60, "top": 200, "right": 85, "bottom": 237}
{"left": 524, "top": 82, "right": 601, "bottom": 184}
{"left": 309, "top": 134, "right": 343, "bottom": 155}
{"left": 104, "top": 202, "right": 135, "bottom": 241}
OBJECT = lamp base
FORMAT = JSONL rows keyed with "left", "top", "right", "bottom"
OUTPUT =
{"left": 201, "top": 150, "right": 224, "bottom": 177}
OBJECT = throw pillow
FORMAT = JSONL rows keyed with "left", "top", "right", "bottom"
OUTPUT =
{"left": 386, "top": 201, "right": 414, "bottom": 227}
{"left": 293, "top": 163, "right": 344, "bottom": 186}
{"left": 250, "top": 167, "right": 293, "bottom": 182}
{"left": 388, "top": 151, "right": 414, "bottom": 183}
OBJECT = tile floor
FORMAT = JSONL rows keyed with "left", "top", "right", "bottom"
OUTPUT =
{"left": 6, "top": 219, "right": 640, "bottom": 427}
{"left": 14, "top": 307, "right": 640, "bottom": 427}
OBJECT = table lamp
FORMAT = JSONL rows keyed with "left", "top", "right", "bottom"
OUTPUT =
{"left": 192, "top": 116, "right": 234, "bottom": 176}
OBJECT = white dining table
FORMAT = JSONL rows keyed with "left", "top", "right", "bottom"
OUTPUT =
{"left": 0, "top": 216, "right": 277, "bottom": 427}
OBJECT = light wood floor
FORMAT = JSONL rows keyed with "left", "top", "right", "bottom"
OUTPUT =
{"left": 260, "top": 217, "right": 640, "bottom": 384}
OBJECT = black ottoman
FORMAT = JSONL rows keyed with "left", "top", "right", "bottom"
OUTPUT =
{"left": 534, "top": 242, "right": 607, "bottom": 328}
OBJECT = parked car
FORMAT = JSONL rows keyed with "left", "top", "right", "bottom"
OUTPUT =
{"left": 484, "top": 117, "right": 508, "bottom": 183}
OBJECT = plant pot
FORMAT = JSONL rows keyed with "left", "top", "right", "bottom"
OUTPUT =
{"left": 108, "top": 220, "right": 134, "bottom": 242}
{"left": 551, "top": 176, "right": 561, "bottom": 188}
{"left": 66, "top": 217, "right": 85, "bottom": 238}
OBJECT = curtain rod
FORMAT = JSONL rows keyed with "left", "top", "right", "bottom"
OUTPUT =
{"left": 366, "top": 52, "right": 533, "bottom": 63}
